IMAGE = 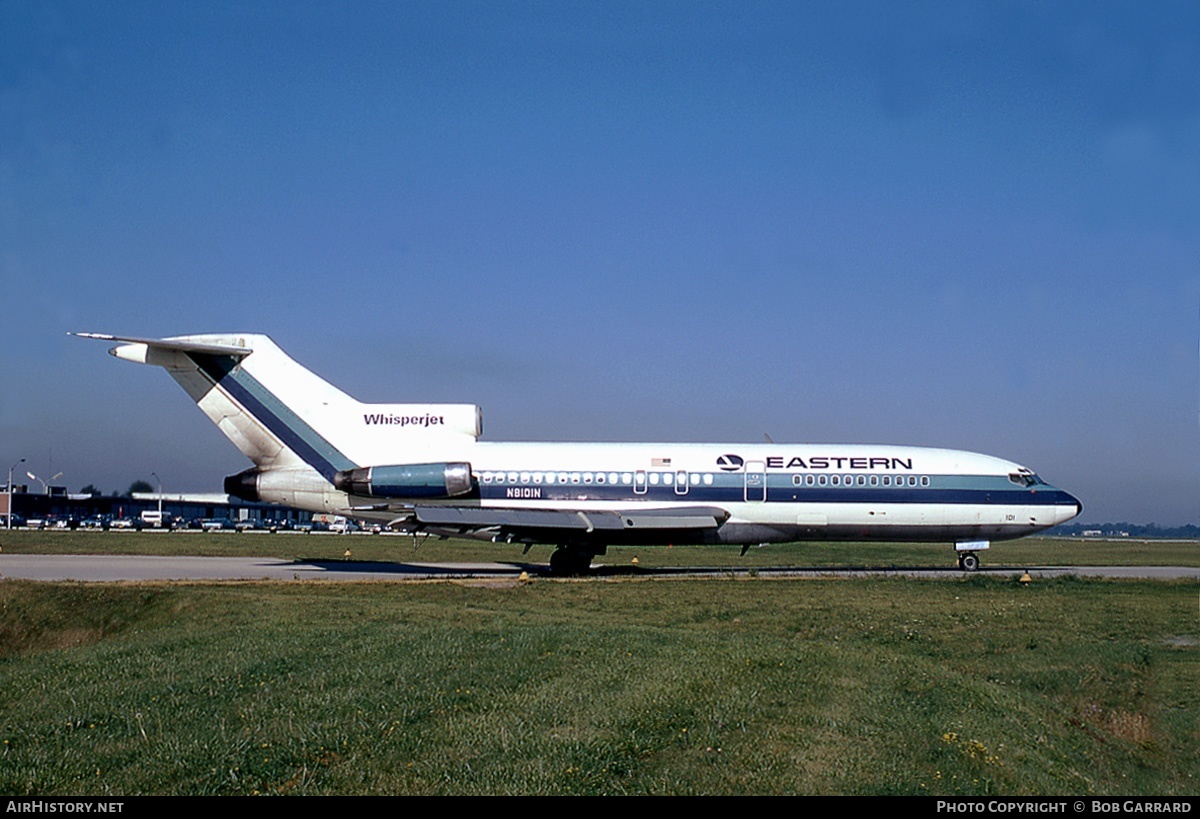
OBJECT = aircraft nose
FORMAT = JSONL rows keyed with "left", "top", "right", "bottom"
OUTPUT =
{"left": 1056, "top": 492, "right": 1083, "bottom": 525}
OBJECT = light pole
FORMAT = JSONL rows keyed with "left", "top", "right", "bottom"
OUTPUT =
{"left": 7, "top": 458, "right": 25, "bottom": 530}
{"left": 26, "top": 470, "right": 63, "bottom": 495}
{"left": 151, "top": 471, "right": 163, "bottom": 517}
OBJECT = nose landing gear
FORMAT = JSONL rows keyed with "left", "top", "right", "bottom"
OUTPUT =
{"left": 954, "top": 539, "right": 989, "bottom": 572}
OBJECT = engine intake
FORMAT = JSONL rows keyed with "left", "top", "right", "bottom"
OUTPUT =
{"left": 333, "top": 462, "right": 474, "bottom": 499}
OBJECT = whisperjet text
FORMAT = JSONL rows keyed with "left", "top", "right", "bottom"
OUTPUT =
{"left": 363, "top": 413, "right": 445, "bottom": 427}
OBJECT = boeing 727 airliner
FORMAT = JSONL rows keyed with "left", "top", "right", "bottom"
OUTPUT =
{"left": 76, "top": 332, "right": 1081, "bottom": 573}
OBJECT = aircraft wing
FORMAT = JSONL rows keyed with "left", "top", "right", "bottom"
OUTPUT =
{"left": 387, "top": 505, "right": 729, "bottom": 539}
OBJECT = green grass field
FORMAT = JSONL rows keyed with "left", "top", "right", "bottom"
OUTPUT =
{"left": 2, "top": 577, "right": 1199, "bottom": 794}
{"left": 2, "top": 531, "right": 1197, "bottom": 795}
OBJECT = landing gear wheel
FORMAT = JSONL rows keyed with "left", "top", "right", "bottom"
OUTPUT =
{"left": 960, "top": 552, "right": 979, "bottom": 572}
{"left": 549, "top": 545, "right": 596, "bottom": 576}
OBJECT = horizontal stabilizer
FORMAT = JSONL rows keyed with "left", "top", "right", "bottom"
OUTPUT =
{"left": 71, "top": 332, "right": 253, "bottom": 358}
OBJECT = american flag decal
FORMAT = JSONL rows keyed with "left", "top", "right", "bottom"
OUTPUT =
{"left": 651, "top": 457, "right": 671, "bottom": 467}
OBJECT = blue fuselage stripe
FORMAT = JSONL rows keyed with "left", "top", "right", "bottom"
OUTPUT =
{"left": 478, "top": 474, "right": 1076, "bottom": 506}
{"left": 189, "top": 353, "right": 356, "bottom": 479}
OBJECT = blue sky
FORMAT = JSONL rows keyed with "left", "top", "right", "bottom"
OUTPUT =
{"left": 2, "top": 1, "right": 1197, "bottom": 524}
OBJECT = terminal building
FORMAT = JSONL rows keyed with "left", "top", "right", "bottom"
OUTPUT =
{"left": 1, "top": 484, "right": 312, "bottom": 529}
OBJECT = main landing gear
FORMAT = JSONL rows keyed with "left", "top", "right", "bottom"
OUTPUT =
{"left": 957, "top": 552, "right": 980, "bottom": 572}
{"left": 549, "top": 544, "right": 604, "bottom": 576}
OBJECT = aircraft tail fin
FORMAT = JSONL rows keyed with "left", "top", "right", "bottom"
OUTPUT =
{"left": 73, "top": 333, "right": 482, "bottom": 483}
{"left": 75, "top": 332, "right": 360, "bottom": 478}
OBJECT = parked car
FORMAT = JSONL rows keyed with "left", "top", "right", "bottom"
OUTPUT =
{"left": 314, "top": 515, "right": 359, "bottom": 534}
{"left": 109, "top": 518, "right": 136, "bottom": 529}
{"left": 140, "top": 510, "right": 167, "bottom": 528}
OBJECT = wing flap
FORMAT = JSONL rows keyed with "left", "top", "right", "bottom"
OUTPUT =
{"left": 412, "top": 505, "right": 728, "bottom": 533}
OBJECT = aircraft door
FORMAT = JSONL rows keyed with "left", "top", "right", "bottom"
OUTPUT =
{"left": 675, "top": 470, "right": 689, "bottom": 495}
{"left": 744, "top": 461, "right": 766, "bottom": 502}
{"left": 634, "top": 470, "right": 647, "bottom": 495}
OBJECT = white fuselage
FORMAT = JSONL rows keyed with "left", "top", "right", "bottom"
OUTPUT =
{"left": 363, "top": 441, "right": 1078, "bottom": 544}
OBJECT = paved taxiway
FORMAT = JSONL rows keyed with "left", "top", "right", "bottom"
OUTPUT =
{"left": 2, "top": 554, "right": 1198, "bottom": 582}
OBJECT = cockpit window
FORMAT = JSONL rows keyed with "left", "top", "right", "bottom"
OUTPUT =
{"left": 1008, "top": 470, "right": 1043, "bottom": 487}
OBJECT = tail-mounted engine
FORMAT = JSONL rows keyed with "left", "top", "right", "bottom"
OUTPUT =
{"left": 224, "top": 465, "right": 343, "bottom": 510}
{"left": 332, "top": 463, "right": 474, "bottom": 499}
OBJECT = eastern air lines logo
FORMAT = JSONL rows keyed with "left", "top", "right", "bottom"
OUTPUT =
{"left": 715, "top": 452, "right": 915, "bottom": 471}
{"left": 716, "top": 454, "right": 744, "bottom": 472}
